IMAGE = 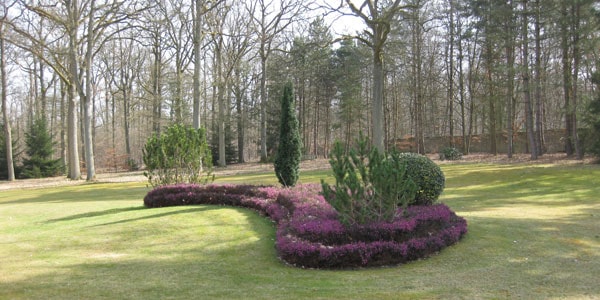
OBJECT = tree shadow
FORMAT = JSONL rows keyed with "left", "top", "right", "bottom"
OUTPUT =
{"left": 46, "top": 206, "right": 147, "bottom": 223}
{"left": 1, "top": 183, "right": 149, "bottom": 205}
{"left": 90, "top": 206, "right": 222, "bottom": 227}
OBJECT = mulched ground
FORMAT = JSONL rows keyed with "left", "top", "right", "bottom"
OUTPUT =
{"left": 1, "top": 153, "right": 596, "bottom": 191}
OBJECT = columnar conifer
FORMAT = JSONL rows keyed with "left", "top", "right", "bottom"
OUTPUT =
{"left": 274, "top": 81, "right": 302, "bottom": 187}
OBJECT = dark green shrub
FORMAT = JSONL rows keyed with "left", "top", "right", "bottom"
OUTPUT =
{"left": 439, "top": 147, "right": 463, "bottom": 161}
{"left": 397, "top": 152, "right": 445, "bottom": 205}
{"left": 274, "top": 81, "right": 302, "bottom": 187}
{"left": 321, "top": 134, "right": 416, "bottom": 226}
{"left": 20, "top": 118, "right": 63, "bottom": 178}
{"left": 142, "top": 124, "right": 213, "bottom": 187}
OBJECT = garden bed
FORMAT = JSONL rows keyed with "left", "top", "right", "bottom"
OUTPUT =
{"left": 144, "top": 183, "right": 467, "bottom": 269}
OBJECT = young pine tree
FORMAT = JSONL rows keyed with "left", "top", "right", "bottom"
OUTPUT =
{"left": 274, "top": 81, "right": 302, "bottom": 187}
{"left": 21, "top": 118, "right": 63, "bottom": 178}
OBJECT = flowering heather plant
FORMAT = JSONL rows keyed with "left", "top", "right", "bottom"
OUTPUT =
{"left": 143, "top": 183, "right": 467, "bottom": 269}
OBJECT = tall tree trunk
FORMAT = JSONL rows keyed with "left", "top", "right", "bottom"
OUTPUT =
{"left": 505, "top": 0, "right": 515, "bottom": 158}
{"left": 533, "top": 0, "right": 544, "bottom": 156}
{"left": 522, "top": 0, "right": 537, "bottom": 160}
{"left": 82, "top": 0, "right": 96, "bottom": 180}
{"left": 174, "top": 66, "right": 183, "bottom": 123}
{"left": 152, "top": 38, "right": 162, "bottom": 134}
{"left": 192, "top": 0, "right": 202, "bottom": 129}
{"left": 215, "top": 38, "right": 226, "bottom": 167}
{"left": 60, "top": 82, "right": 67, "bottom": 170}
{"left": 0, "top": 30, "right": 15, "bottom": 181}
{"left": 67, "top": 0, "right": 81, "bottom": 180}
{"left": 259, "top": 52, "right": 268, "bottom": 162}
{"left": 486, "top": 42, "right": 497, "bottom": 156}
{"left": 571, "top": 1, "right": 583, "bottom": 160}
{"left": 235, "top": 70, "right": 245, "bottom": 163}
{"left": 561, "top": 1, "right": 574, "bottom": 156}
{"left": 447, "top": 0, "right": 455, "bottom": 146}
{"left": 123, "top": 86, "right": 131, "bottom": 157}
{"left": 372, "top": 40, "right": 385, "bottom": 152}
{"left": 67, "top": 85, "right": 81, "bottom": 179}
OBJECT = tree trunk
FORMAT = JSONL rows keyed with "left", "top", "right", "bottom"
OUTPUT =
{"left": 487, "top": 52, "right": 497, "bottom": 156}
{"left": 216, "top": 38, "right": 226, "bottom": 167}
{"left": 505, "top": 0, "right": 515, "bottom": 159}
{"left": 235, "top": 72, "right": 245, "bottom": 163}
{"left": 372, "top": 43, "right": 385, "bottom": 152}
{"left": 152, "top": 37, "right": 162, "bottom": 134}
{"left": 192, "top": 0, "right": 202, "bottom": 129}
{"left": 82, "top": 0, "right": 96, "bottom": 180}
{"left": 533, "top": 0, "right": 544, "bottom": 156}
{"left": 67, "top": 85, "right": 81, "bottom": 180}
{"left": 123, "top": 85, "right": 131, "bottom": 157}
{"left": 0, "top": 31, "right": 15, "bottom": 181}
{"left": 447, "top": 0, "right": 455, "bottom": 146}
{"left": 522, "top": 0, "right": 537, "bottom": 160}
{"left": 561, "top": 1, "right": 574, "bottom": 156}
{"left": 571, "top": 1, "right": 582, "bottom": 160}
{"left": 259, "top": 53, "right": 268, "bottom": 161}
{"left": 175, "top": 66, "right": 183, "bottom": 123}
{"left": 67, "top": 0, "right": 81, "bottom": 180}
{"left": 60, "top": 82, "right": 67, "bottom": 170}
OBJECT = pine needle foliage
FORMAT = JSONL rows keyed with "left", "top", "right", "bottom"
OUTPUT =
{"left": 321, "top": 134, "right": 417, "bottom": 226}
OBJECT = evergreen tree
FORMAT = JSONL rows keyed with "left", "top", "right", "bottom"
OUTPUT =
{"left": 20, "top": 118, "right": 63, "bottom": 178}
{"left": 274, "top": 81, "right": 302, "bottom": 187}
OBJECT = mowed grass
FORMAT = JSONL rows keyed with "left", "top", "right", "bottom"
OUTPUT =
{"left": 0, "top": 163, "right": 599, "bottom": 299}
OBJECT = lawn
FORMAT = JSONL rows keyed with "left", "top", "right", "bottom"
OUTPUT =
{"left": 0, "top": 163, "right": 599, "bottom": 299}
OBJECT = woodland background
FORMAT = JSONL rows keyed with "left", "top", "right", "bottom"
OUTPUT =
{"left": 0, "top": 0, "right": 599, "bottom": 180}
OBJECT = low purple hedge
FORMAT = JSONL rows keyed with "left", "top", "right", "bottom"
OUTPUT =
{"left": 143, "top": 183, "right": 467, "bottom": 269}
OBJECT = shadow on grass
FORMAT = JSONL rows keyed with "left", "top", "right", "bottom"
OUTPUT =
{"left": 46, "top": 206, "right": 147, "bottom": 223}
{"left": 1, "top": 183, "right": 149, "bottom": 205}
{"left": 91, "top": 206, "right": 223, "bottom": 227}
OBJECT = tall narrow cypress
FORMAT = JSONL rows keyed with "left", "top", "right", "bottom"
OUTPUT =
{"left": 274, "top": 81, "right": 302, "bottom": 187}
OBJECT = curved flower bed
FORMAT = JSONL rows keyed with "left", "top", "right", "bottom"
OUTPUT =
{"left": 144, "top": 183, "right": 467, "bottom": 269}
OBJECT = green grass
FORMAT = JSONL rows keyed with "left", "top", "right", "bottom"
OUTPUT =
{"left": 1, "top": 164, "right": 599, "bottom": 299}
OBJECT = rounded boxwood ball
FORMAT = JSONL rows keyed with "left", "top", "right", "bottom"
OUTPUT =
{"left": 397, "top": 152, "right": 445, "bottom": 205}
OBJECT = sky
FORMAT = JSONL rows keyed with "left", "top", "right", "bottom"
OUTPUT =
{"left": 315, "top": 0, "right": 368, "bottom": 37}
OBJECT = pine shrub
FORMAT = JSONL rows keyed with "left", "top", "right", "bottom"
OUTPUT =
{"left": 397, "top": 152, "right": 445, "bottom": 205}
{"left": 274, "top": 81, "right": 302, "bottom": 187}
{"left": 321, "top": 134, "right": 417, "bottom": 226}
